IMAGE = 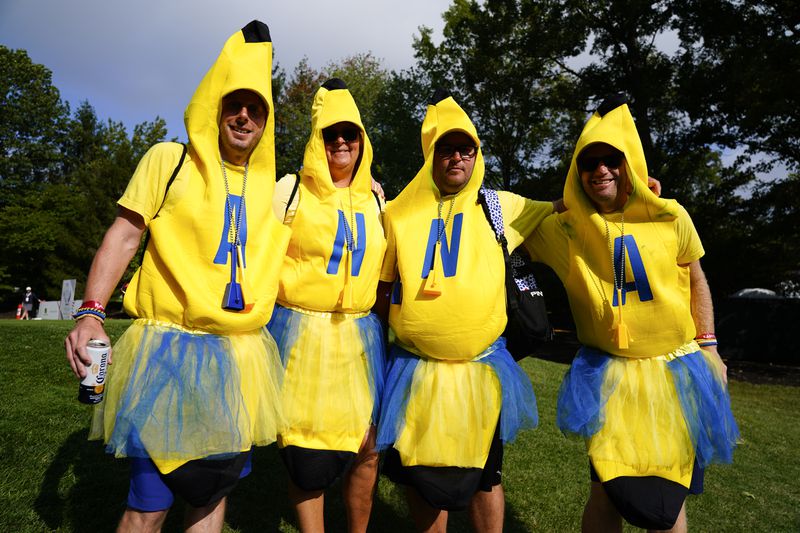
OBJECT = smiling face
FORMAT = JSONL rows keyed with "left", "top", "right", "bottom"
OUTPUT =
{"left": 218, "top": 89, "right": 267, "bottom": 165}
{"left": 578, "top": 143, "right": 630, "bottom": 213}
{"left": 431, "top": 131, "right": 477, "bottom": 196}
{"left": 323, "top": 121, "right": 362, "bottom": 187}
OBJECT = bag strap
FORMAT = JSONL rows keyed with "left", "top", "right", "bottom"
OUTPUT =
{"left": 153, "top": 143, "right": 188, "bottom": 220}
{"left": 478, "top": 188, "right": 505, "bottom": 242}
{"left": 143, "top": 142, "right": 187, "bottom": 251}
{"left": 372, "top": 190, "right": 383, "bottom": 213}
{"left": 285, "top": 172, "right": 301, "bottom": 216}
{"left": 478, "top": 189, "right": 519, "bottom": 310}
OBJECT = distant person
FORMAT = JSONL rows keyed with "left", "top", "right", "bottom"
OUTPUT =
{"left": 64, "top": 21, "right": 289, "bottom": 532}
{"left": 268, "top": 78, "right": 386, "bottom": 532}
{"left": 20, "top": 286, "right": 42, "bottom": 320}
{"left": 525, "top": 96, "right": 739, "bottom": 532}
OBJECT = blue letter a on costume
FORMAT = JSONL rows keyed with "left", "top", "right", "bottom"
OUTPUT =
{"left": 213, "top": 195, "right": 248, "bottom": 265}
{"left": 326, "top": 211, "right": 366, "bottom": 275}
{"left": 612, "top": 234, "right": 654, "bottom": 306}
{"left": 421, "top": 213, "right": 463, "bottom": 278}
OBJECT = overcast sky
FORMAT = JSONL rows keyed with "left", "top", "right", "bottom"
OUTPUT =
{"left": 1, "top": 0, "right": 452, "bottom": 140}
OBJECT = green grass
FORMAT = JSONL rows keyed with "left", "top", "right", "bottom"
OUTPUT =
{"left": 1, "top": 320, "right": 798, "bottom": 532}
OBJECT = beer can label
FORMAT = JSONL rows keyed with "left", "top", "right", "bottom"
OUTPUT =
{"left": 78, "top": 340, "right": 109, "bottom": 404}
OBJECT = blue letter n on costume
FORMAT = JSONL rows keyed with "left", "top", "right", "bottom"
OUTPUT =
{"left": 421, "top": 213, "right": 463, "bottom": 278}
{"left": 326, "top": 211, "right": 366, "bottom": 276}
{"left": 213, "top": 195, "right": 248, "bottom": 265}
{"left": 612, "top": 234, "right": 654, "bottom": 306}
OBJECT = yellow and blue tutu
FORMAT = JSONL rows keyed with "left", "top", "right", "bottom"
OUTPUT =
{"left": 557, "top": 342, "right": 738, "bottom": 487}
{"left": 90, "top": 319, "right": 284, "bottom": 473}
{"left": 377, "top": 338, "right": 537, "bottom": 469}
{"left": 266, "top": 303, "right": 386, "bottom": 453}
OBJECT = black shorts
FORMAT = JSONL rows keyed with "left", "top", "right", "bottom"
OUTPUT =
{"left": 589, "top": 460, "right": 704, "bottom": 530}
{"left": 382, "top": 424, "right": 503, "bottom": 511}
{"left": 279, "top": 445, "right": 356, "bottom": 491}
{"left": 128, "top": 452, "right": 250, "bottom": 511}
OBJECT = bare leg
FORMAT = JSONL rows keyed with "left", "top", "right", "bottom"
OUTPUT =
{"left": 648, "top": 502, "right": 687, "bottom": 533}
{"left": 343, "top": 426, "right": 379, "bottom": 533}
{"left": 582, "top": 482, "right": 622, "bottom": 533}
{"left": 468, "top": 483, "right": 504, "bottom": 532}
{"left": 406, "top": 486, "right": 448, "bottom": 533}
{"left": 289, "top": 479, "right": 325, "bottom": 533}
{"left": 117, "top": 508, "right": 168, "bottom": 533}
{"left": 184, "top": 497, "right": 227, "bottom": 533}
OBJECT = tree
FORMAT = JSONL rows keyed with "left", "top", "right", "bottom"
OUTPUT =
{"left": 0, "top": 46, "right": 70, "bottom": 206}
{"left": 413, "top": 0, "right": 569, "bottom": 190}
{"left": 369, "top": 68, "right": 430, "bottom": 196}
{"left": 274, "top": 58, "right": 325, "bottom": 177}
{"left": 0, "top": 48, "right": 170, "bottom": 304}
{"left": 674, "top": 0, "right": 800, "bottom": 171}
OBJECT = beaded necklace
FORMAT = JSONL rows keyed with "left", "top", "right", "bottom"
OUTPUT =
{"left": 339, "top": 185, "right": 356, "bottom": 253}
{"left": 436, "top": 196, "right": 456, "bottom": 244}
{"left": 221, "top": 160, "right": 248, "bottom": 249}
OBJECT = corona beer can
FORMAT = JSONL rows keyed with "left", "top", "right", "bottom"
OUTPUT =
{"left": 78, "top": 339, "right": 110, "bottom": 404}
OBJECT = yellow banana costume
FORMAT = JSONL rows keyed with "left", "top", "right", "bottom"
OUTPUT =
{"left": 526, "top": 98, "right": 738, "bottom": 527}
{"left": 266, "top": 80, "right": 386, "bottom": 489}
{"left": 90, "top": 21, "right": 290, "bottom": 474}
{"left": 376, "top": 91, "right": 551, "bottom": 508}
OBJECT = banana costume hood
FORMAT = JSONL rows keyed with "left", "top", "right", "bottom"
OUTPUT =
{"left": 382, "top": 91, "right": 510, "bottom": 360}
{"left": 121, "top": 21, "right": 288, "bottom": 333}
{"left": 530, "top": 96, "right": 704, "bottom": 357}
{"left": 562, "top": 94, "right": 677, "bottom": 225}
{"left": 277, "top": 78, "right": 385, "bottom": 312}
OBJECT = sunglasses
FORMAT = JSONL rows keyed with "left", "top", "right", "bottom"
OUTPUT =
{"left": 322, "top": 126, "right": 360, "bottom": 143}
{"left": 435, "top": 144, "right": 477, "bottom": 159}
{"left": 577, "top": 151, "right": 624, "bottom": 172}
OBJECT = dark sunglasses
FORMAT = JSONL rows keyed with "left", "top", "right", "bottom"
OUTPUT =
{"left": 322, "top": 126, "right": 360, "bottom": 143}
{"left": 577, "top": 151, "right": 624, "bottom": 172}
{"left": 435, "top": 144, "right": 477, "bottom": 159}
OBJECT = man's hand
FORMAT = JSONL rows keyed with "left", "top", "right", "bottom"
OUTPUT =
{"left": 66, "top": 318, "right": 111, "bottom": 379}
{"left": 701, "top": 343, "right": 728, "bottom": 385}
{"left": 63, "top": 207, "right": 144, "bottom": 379}
{"left": 647, "top": 176, "right": 662, "bottom": 197}
{"left": 371, "top": 178, "right": 386, "bottom": 200}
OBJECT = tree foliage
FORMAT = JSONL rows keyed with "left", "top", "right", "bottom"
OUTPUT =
{"left": 0, "top": 47, "right": 169, "bottom": 305}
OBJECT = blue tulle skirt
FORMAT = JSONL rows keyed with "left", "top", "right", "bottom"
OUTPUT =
{"left": 377, "top": 338, "right": 537, "bottom": 468}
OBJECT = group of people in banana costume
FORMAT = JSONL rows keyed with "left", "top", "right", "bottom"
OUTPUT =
{"left": 65, "top": 20, "right": 737, "bottom": 533}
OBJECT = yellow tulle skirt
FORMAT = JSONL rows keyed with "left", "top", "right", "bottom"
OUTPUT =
{"left": 90, "top": 319, "right": 284, "bottom": 473}
{"left": 557, "top": 342, "right": 738, "bottom": 488}
{"left": 267, "top": 304, "right": 386, "bottom": 453}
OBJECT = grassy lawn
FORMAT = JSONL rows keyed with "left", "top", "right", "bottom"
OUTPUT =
{"left": 1, "top": 319, "right": 798, "bottom": 532}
